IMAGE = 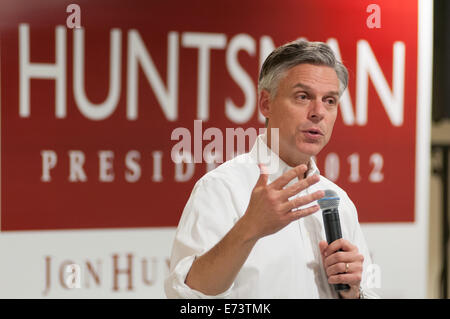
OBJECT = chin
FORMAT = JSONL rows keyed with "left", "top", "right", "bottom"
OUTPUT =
{"left": 296, "top": 143, "right": 323, "bottom": 158}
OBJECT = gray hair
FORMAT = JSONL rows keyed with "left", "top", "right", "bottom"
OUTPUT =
{"left": 258, "top": 39, "right": 349, "bottom": 98}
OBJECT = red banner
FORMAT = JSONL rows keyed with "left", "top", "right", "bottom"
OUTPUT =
{"left": 0, "top": 0, "right": 418, "bottom": 230}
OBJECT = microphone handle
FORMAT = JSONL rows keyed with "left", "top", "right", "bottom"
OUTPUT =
{"left": 323, "top": 208, "right": 350, "bottom": 292}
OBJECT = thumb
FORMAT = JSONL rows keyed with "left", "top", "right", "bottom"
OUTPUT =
{"left": 255, "top": 163, "right": 269, "bottom": 186}
{"left": 319, "top": 240, "right": 328, "bottom": 257}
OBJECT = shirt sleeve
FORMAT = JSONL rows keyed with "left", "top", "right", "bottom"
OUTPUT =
{"left": 164, "top": 175, "right": 240, "bottom": 299}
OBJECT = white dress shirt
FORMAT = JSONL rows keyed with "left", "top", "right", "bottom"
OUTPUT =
{"left": 165, "top": 134, "right": 379, "bottom": 298}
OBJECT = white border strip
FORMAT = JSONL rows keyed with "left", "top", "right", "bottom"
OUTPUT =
{"left": 360, "top": 0, "right": 433, "bottom": 298}
{"left": 416, "top": 0, "right": 433, "bottom": 294}
{"left": 0, "top": 29, "right": 2, "bottom": 233}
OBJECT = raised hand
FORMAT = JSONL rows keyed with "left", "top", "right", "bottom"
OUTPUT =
{"left": 241, "top": 163, "right": 325, "bottom": 240}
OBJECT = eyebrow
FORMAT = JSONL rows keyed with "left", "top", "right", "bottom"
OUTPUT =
{"left": 292, "top": 83, "right": 340, "bottom": 97}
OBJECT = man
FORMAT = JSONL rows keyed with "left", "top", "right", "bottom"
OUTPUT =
{"left": 165, "top": 39, "right": 378, "bottom": 298}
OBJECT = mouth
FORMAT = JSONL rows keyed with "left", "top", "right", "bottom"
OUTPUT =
{"left": 301, "top": 128, "right": 324, "bottom": 136}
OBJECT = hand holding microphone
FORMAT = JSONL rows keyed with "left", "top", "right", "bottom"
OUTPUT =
{"left": 318, "top": 190, "right": 364, "bottom": 298}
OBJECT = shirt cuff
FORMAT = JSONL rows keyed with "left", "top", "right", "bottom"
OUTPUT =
{"left": 359, "top": 287, "right": 381, "bottom": 299}
{"left": 165, "top": 255, "right": 234, "bottom": 299}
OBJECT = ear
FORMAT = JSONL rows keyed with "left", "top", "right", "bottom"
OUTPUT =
{"left": 259, "top": 89, "right": 272, "bottom": 119}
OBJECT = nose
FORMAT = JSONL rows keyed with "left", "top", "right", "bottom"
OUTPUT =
{"left": 307, "top": 98, "right": 325, "bottom": 122}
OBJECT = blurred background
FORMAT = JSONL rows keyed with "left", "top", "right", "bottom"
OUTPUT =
{"left": 429, "top": 0, "right": 450, "bottom": 298}
{"left": 0, "top": 0, "right": 447, "bottom": 298}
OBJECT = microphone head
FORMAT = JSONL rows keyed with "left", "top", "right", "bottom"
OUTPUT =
{"left": 317, "top": 189, "right": 340, "bottom": 211}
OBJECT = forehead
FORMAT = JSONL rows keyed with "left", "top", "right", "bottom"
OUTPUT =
{"left": 280, "top": 63, "right": 340, "bottom": 92}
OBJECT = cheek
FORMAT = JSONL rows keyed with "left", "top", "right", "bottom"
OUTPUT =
{"left": 325, "top": 118, "right": 337, "bottom": 139}
{"left": 277, "top": 108, "right": 300, "bottom": 128}
{"left": 328, "top": 120, "right": 336, "bottom": 133}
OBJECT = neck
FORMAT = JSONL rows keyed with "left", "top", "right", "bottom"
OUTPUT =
{"left": 265, "top": 127, "right": 311, "bottom": 169}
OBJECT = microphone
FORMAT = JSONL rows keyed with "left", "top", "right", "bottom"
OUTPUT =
{"left": 317, "top": 189, "right": 350, "bottom": 292}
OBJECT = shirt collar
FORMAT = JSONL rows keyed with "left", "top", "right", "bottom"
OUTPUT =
{"left": 249, "top": 133, "right": 320, "bottom": 180}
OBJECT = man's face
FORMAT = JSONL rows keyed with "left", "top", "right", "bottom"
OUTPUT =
{"left": 261, "top": 63, "right": 340, "bottom": 166}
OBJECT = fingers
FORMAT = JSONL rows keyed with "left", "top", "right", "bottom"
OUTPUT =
{"left": 326, "top": 259, "right": 363, "bottom": 286}
{"left": 319, "top": 240, "right": 328, "bottom": 255}
{"left": 322, "top": 250, "right": 364, "bottom": 286}
{"left": 287, "top": 204, "right": 320, "bottom": 222}
{"left": 320, "top": 239, "right": 365, "bottom": 287}
{"left": 325, "top": 260, "right": 362, "bottom": 277}
{"left": 255, "top": 164, "right": 269, "bottom": 187}
{"left": 328, "top": 272, "right": 362, "bottom": 286}
{"left": 323, "top": 238, "right": 357, "bottom": 257}
{"left": 269, "top": 164, "right": 308, "bottom": 190}
{"left": 280, "top": 174, "right": 321, "bottom": 201}
{"left": 253, "top": 162, "right": 323, "bottom": 229}
{"left": 322, "top": 249, "right": 364, "bottom": 268}
{"left": 280, "top": 190, "right": 324, "bottom": 213}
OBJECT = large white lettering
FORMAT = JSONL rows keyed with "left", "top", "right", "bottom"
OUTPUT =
{"left": 182, "top": 32, "right": 227, "bottom": 121}
{"left": 127, "top": 30, "right": 179, "bottom": 121}
{"left": 18, "top": 25, "right": 406, "bottom": 127}
{"left": 73, "top": 28, "right": 122, "bottom": 120}
{"left": 356, "top": 40, "right": 405, "bottom": 126}
{"left": 19, "top": 24, "right": 66, "bottom": 118}
{"left": 225, "top": 34, "right": 256, "bottom": 124}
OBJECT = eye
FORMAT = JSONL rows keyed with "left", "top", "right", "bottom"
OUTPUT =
{"left": 325, "top": 98, "right": 336, "bottom": 105}
{"left": 296, "top": 93, "right": 308, "bottom": 101}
